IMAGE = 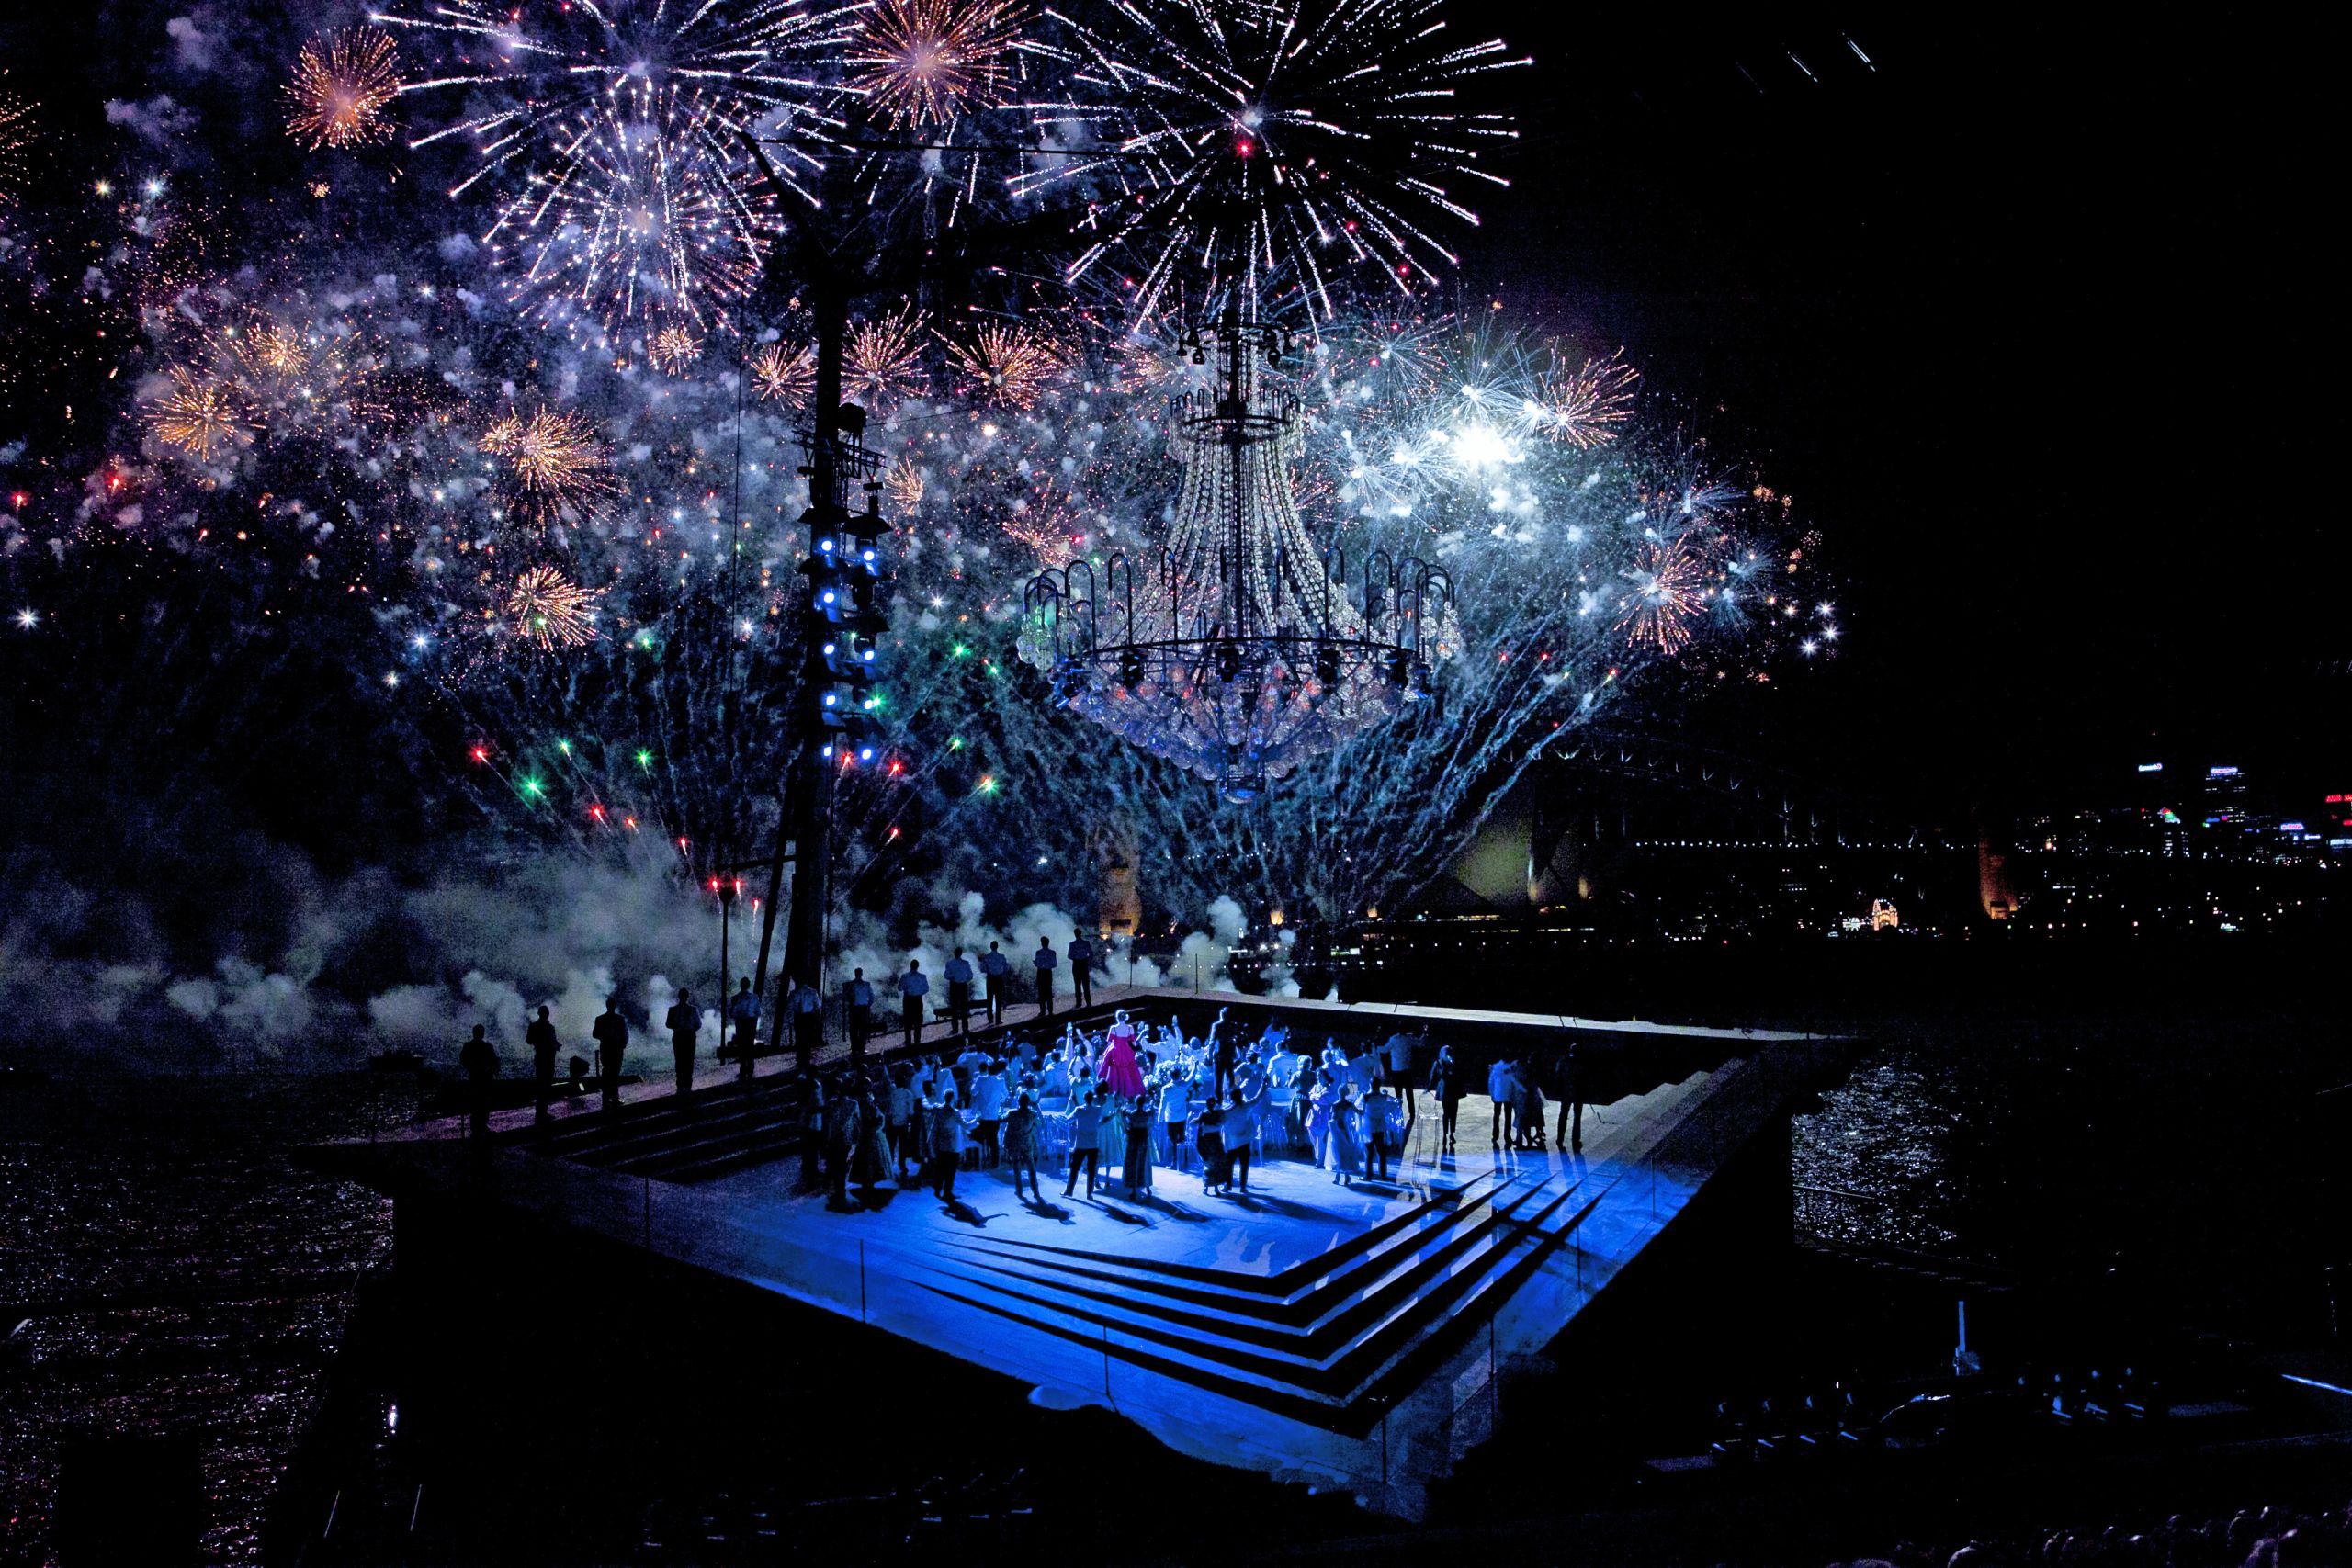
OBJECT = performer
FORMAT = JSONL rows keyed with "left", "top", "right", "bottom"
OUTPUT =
{"left": 725, "top": 979, "right": 759, "bottom": 1064}
{"left": 1159, "top": 1066, "right": 1195, "bottom": 1173}
{"left": 591, "top": 996, "right": 629, "bottom": 1111}
{"left": 1123, "top": 1096, "right": 1156, "bottom": 1198}
{"left": 1005, "top": 1091, "right": 1043, "bottom": 1201}
{"left": 665, "top": 990, "right": 699, "bottom": 1098}
{"left": 944, "top": 949, "right": 975, "bottom": 1036}
{"left": 526, "top": 1005, "right": 560, "bottom": 1124}
{"left": 981, "top": 941, "right": 1011, "bottom": 1023}
{"left": 1330, "top": 1089, "right": 1365, "bottom": 1187}
{"left": 1097, "top": 1010, "right": 1146, "bottom": 1101}
{"left": 1032, "top": 936, "right": 1057, "bottom": 1018}
{"left": 1427, "top": 1043, "right": 1463, "bottom": 1152}
{"left": 843, "top": 967, "right": 874, "bottom": 1059}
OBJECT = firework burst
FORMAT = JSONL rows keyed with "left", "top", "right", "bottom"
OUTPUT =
{"left": 647, "top": 323, "right": 703, "bottom": 376}
{"left": 507, "top": 564, "right": 602, "bottom": 650}
{"left": 1616, "top": 535, "right": 1707, "bottom": 656}
{"left": 378, "top": 0, "right": 855, "bottom": 208}
{"left": 847, "top": 0, "right": 1031, "bottom": 128}
{"left": 482, "top": 407, "right": 616, "bottom": 522}
{"left": 285, "top": 28, "right": 402, "bottom": 152}
{"left": 1539, "top": 351, "right": 1638, "bottom": 449}
{"left": 492, "top": 88, "right": 773, "bottom": 337}
{"left": 944, "top": 321, "right": 1063, "bottom": 411}
{"left": 0, "top": 91, "right": 35, "bottom": 204}
{"left": 1024, "top": 0, "right": 1526, "bottom": 318}
{"left": 148, "top": 368, "right": 253, "bottom": 460}
{"left": 883, "top": 457, "right": 927, "bottom": 514}
{"left": 845, "top": 308, "right": 929, "bottom": 410}
{"left": 750, "top": 342, "right": 816, "bottom": 407}
{"left": 237, "top": 320, "right": 311, "bottom": 381}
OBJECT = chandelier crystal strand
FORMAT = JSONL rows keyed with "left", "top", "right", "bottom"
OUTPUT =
{"left": 1023, "top": 307, "right": 1453, "bottom": 802}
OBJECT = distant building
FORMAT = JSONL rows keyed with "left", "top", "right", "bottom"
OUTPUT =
{"left": 1099, "top": 851, "right": 1140, "bottom": 940}
{"left": 2202, "top": 764, "right": 2248, "bottom": 826}
{"left": 1977, "top": 834, "right": 2018, "bottom": 920}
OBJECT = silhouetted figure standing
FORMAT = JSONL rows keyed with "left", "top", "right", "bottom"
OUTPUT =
{"left": 899, "top": 959, "right": 929, "bottom": 1046}
{"left": 1427, "top": 1043, "right": 1462, "bottom": 1152}
{"left": 823, "top": 1082, "right": 862, "bottom": 1204}
{"left": 1063, "top": 1089, "right": 1101, "bottom": 1199}
{"left": 666, "top": 990, "right": 699, "bottom": 1099}
{"left": 526, "top": 1005, "right": 560, "bottom": 1125}
{"left": 459, "top": 1025, "right": 498, "bottom": 1144}
{"left": 593, "top": 998, "right": 628, "bottom": 1109}
{"left": 727, "top": 978, "right": 759, "bottom": 1065}
{"left": 1364, "top": 1080, "right": 1397, "bottom": 1180}
{"left": 1067, "top": 932, "right": 1095, "bottom": 1008}
{"left": 1214, "top": 1026, "right": 1240, "bottom": 1101}
{"left": 791, "top": 980, "right": 824, "bottom": 1068}
{"left": 1487, "top": 1055, "right": 1517, "bottom": 1148}
{"left": 981, "top": 942, "right": 1010, "bottom": 1022}
{"left": 843, "top": 968, "right": 874, "bottom": 1059}
{"left": 928, "top": 1092, "right": 965, "bottom": 1201}
{"left": 1032, "top": 937, "right": 1057, "bottom": 1017}
{"left": 1556, "top": 1043, "right": 1584, "bottom": 1154}
{"left": 944, "top": 949, "right": 975, "bottom": 1035}
{"left": 797, "top": 1076, "right": 825, "bottom": 1187}
{"left": 1005, "top": 1091, "right": 1042, "bottom": 1201}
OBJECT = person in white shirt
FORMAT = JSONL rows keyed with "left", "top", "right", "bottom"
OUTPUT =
{"left": 898, "top": 959, "right": 929, "bottom": 1046}
{"left": 980, "top": 942, "right": 1012, "bottom": 1023}
{"left": 1488, "top": 1056, "right": 1518, "bottom": 1148}
{"left": 969, "top": 1058, "right": 1008, "bottom": 1165}
{"left": 944, "top": 949, "right": 976, "bottom": 1035}
{"left": 1158, "top": 1068, "right": 1195, "bottom": 1171}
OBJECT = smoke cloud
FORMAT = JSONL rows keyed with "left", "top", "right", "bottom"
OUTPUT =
{"left": 0, "top": 840, "right": 1252, "bottom": 1074}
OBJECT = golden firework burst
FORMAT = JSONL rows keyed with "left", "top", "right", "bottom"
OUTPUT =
{"left": 749, "top": 342, "right": 816, "bottom": 407}
{"left": 1616, "top": 536, "right": 1706, "bottom": 657}
{"left": 883, "top": 457, "right": 926, "bottom": 515}
{"left": 847, "top": 0, "right": 1028, "bottom": 129}
{"left": 240, "top": 321, "right": 309, "bottom": 380}
{"left": 284, "top": 28, "right": 401, "bottom": 152}
{"left": 845, "top": 308, "right": 928, "bottom": 411}
{"left": 647, "top": 324, "right": 703, "bottom": 377}
{"left": 507, "top": 564, "right": 603, "bottom": 651}
{"left": 945, "top": 321, "right": 1063, "bottom": 412}
{"left": 149, "top": 367, "right": 252, "bottom": 460}
{"left": 1540, "top": 351, "right": 1638, "bottom": 449}
{"left": 0, "top": 92, "right": 36, "bottom": 206}
{"left": 482, "top": 406, "right": 616, "bottom": 521}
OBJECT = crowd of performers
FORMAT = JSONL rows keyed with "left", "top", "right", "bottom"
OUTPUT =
{"left": 790, "top": 1007, "right": 1585, "bottom": 1206}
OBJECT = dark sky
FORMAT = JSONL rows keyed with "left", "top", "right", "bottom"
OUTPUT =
{"left": 1454, "top": 10, "right": 2335, "bottom": 812}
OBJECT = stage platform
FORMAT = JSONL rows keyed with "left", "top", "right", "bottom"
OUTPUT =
{"left": 308, "top": 991, "right": 1845, "bottom": 1516}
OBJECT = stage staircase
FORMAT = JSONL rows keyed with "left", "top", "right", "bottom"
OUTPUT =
{"left": 920, "top": 1165, "right": 1599, "bottom": 1437}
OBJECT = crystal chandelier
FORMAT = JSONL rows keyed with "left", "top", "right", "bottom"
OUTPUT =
{"left": 1021, "top": 307, "right": 1452, "bottom": 803}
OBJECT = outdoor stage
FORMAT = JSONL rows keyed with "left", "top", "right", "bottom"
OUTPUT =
{"left": 308, "top": 988, "right": 1846, "bottom": 1517}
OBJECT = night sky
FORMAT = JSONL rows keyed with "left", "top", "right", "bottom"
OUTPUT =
{"left": 1459, "top": 12, "right": 2333, "bottom": 811}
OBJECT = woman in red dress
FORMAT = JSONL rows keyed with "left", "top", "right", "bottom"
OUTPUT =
{"left": 1097, "top": 1009, "right": 1147, "bottom": 1100}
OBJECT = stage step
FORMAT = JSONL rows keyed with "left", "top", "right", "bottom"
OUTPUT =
{"left": 923, "top": 1174, "right": 1590, "bottom": 1426}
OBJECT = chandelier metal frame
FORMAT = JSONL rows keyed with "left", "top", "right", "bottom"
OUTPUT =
{"left": 1023, "top": 304, "right": 1451, "bottom": 802}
